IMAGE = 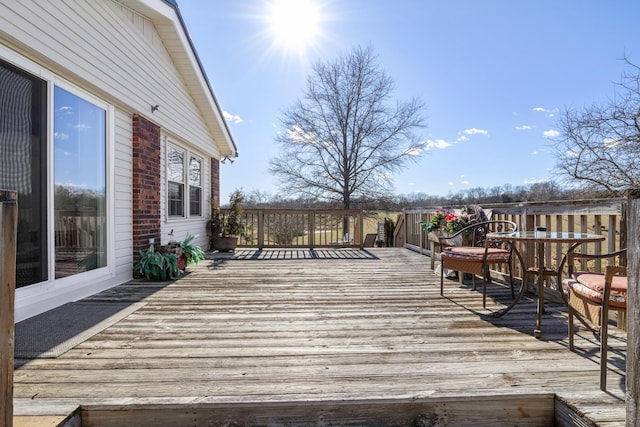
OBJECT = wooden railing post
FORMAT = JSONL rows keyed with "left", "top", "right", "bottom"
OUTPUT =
{"left": 357, "top": 211, "right": 364, "bottom": 249}
{"left": 627, "top": 188, "right": 639, "bottom": 427}
{"left": 1, "top": 190, "right": 17, "bottom": 427}
{"left": 308, "top": 212, "right": 315, "bottom": 250}
{"left": 518, "top": 202, "right": 535, "bottom": 287}
{"left": 257, "top": 210, "right": 264, "bottom": 250}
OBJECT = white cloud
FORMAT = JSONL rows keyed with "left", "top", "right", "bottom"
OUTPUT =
{"left": 287, "top": 125, "right": 320, "bottom": 145}
{"left": 405, "top": 147, "right": 424, "bottom": 156}
{"left": 460, "top": 180, "right": 469, "bottom": 185}
{"left": 531, "top": 151, "right": 538, "bottom": 155}
{"left": 516, "top": 125, "right": 534, "bottom": 131}
{"left": 524, "top": 177, "right": 548, "bottom": 185}
{"left": 462, "top": 128, "right": 489, "bottom": 135}
{"left": 55, "top": 181, "right": 88, "bottom": 189}
{"left": 57, "top": 106, "right": 73, "bottom": 116}
{"left": 376, "top": 171, "right": 393, "bottom": 180}
{"left": 223, "top": 110, "right": 243, "bottom": 124}
{"left": 424, "top": 139, "right": 453, "bottom": 150}
{"left": 543, "top": 129, "right": 560, "bottom": 138}
{"left": 533, "top": 107, "right": 559, "bottom": 117}
{"left": 447, "top": 181, "right": 454, "bottom": 186}
{"left": 54, "top": 132, "right": 69, "bottom": 140}
{"left": 603, "top": 137, "right": 622, "bottom": 148}
{"left": 421, "top": 128, "right": 487, "bottom": 152}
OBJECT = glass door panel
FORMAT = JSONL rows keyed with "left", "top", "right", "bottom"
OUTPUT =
{"left": 0, "top": 60, "right": 48, "bottom": 288}
{"left": 54, "top": 87, "right": 106, "bottom": 279}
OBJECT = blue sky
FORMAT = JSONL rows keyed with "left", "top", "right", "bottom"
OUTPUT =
{"left": 177, "top": 1, "right": 640, "bottom": 201}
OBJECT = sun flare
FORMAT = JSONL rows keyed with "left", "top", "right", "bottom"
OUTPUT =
{"left": 267, "top": 0, "right": 322, "bottom": 53}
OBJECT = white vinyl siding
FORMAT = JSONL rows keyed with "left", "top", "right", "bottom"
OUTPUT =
{"left": 0, "top": 0, "right": 224, "bottom": 157}
{"left": 113, "top": 108, "right": 133, "bottom": 280}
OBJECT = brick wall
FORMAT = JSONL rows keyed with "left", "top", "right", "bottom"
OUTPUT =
{"left": 132, "top": 114, "right": 161, "bottom": 271}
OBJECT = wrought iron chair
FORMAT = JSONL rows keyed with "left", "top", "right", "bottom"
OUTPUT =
{"left": 438, "top": 220, "right": 518, "bottom": 308}
{"left": 560, "top": 248, "right": 627, "bottom": 391}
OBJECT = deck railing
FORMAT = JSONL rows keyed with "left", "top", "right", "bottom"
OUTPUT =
{"left": 54, "top": 210, "right": 103, "bottom": 249}
{"left": 395, "top": 198, "right": 627, "bottom": 278}
{"left": 233, "top": 209, "right": 364, "bottom": 250}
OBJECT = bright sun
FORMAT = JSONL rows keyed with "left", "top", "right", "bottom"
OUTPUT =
{"left": 267, "top": 0, "right": 322, "bottom": 54}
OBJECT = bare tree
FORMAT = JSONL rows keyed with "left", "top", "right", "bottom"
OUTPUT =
{"left": 269, "top": 45, "right": 427, "bottom": 209}
{"left": 528, "top": 181, "right": 566, "bottom": 201}
{"left": 554, "top": 59, "right": 640, "bottom": 195}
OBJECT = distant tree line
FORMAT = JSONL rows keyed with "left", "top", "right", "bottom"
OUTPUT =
{"left": 236, "top": 180, "right": 618, "bottom": 211}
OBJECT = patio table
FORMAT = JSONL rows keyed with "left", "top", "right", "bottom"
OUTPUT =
{"left": 486, "top": 231, "right": 605, "bottom": 338}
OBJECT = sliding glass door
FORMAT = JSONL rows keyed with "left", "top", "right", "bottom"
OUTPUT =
{"left": 53, "top": 86, "right": 107, "bottom": 279}
{"left": 1, "top": 58, "right": 108, "bottom": 287}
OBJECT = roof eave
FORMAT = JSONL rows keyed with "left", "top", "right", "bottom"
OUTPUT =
{"left": 118, "top": 0, "right": 238, "bottom": 158}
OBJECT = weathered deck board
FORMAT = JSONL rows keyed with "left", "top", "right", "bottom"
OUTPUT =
{"left": 13, "top": 248, "right": 626, "bottom": 426}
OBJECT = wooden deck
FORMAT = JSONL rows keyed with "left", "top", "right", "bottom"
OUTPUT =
{"left": 13, "top": 248, "right": 627, "bottom": 426}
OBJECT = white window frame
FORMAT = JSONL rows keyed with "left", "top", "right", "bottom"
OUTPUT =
{"left": 167, "top": 144, "right": 186, "bottom": 218}
{"left": 166, "top": 141, "right": 204, "bottom": 220}
{"left": 188, "top": 154, "right": 203, "bottom": 217}
{"left": 51, "top": 81, "right": 112, "bottom": 282}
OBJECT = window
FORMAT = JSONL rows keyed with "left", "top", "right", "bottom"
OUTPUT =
{"left": 189, "top": 156, "right": 202, "bottom": 216}
{"left": 53, "top": 86, "right": 107, "bottom": 279}
{"left": 167, "top": 143, "right": 203, "bottom": 219}
{"left": 167, "top": 145, "right": 185, "bottom": 217}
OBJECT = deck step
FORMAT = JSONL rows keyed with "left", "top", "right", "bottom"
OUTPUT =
{"left": 14, "top": 414, "right": 80, "bottom": 427}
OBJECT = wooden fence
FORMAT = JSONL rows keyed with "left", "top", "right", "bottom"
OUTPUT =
{"left": 54, "top": 210, "right": 103, "bottom": 250}
{"left": 235, "top": 209, "right": 364, "bottom": 250}
{"left": 395, "top": 198, "right": 626, "bottom": 278}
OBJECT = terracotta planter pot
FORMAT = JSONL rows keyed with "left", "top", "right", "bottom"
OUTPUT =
{"left": 177, "top": 255, "right": 187, "bottom": 271}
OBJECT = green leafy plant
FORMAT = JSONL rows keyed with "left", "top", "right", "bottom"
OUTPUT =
{"left": 180, "top": 233, "right": 205, "bottom": 265}
{"left": 421, "top": 207, "right": 475, "bottom": 234}
{"left": 134, "top": 247, "right": 180, "bottom": 281}
{"left": 208, "top": 190, "right": 246, "bottom": 250}
{"left": 384, "top": 216, "right": 397, "bottom": 247}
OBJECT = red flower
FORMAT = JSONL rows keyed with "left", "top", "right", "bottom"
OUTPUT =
{"left": 445, "top": 213, "right": 458, "bottom": 222}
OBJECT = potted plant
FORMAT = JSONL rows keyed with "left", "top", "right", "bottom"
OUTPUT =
{"left": 420, "top": 207, "right": 476, "bottom": 246}
{"left": 208, "top": 190, "right": 245, "bottom": 252}
{"left": 134, "top": 246, "right": 180, "bottom": 281}
{"left": 180, "top": 233, "right": 205, "bottom": 267}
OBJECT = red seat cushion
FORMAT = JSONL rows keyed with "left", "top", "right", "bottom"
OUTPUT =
{"left": 564, "top": 272, "right": 627, "bottom": 308}
{"left": 442, "top": 247, "right": 510, "bottom": 263}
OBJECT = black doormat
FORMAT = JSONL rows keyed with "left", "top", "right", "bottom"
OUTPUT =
{"left": 14, "top": 301, "right": 145, "bottom": 359}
